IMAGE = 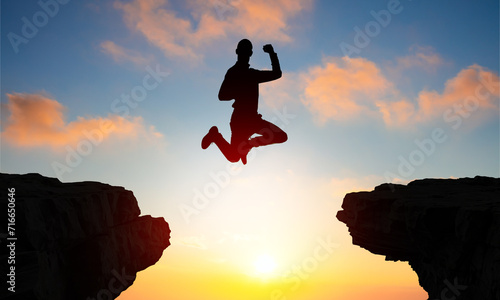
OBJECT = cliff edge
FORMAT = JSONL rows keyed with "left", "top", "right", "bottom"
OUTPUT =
{"left": 337, "top": 176, "right": 500, "bottom": 300}
{"left": 0, "top": 173, "right": 170, "bottom": 300}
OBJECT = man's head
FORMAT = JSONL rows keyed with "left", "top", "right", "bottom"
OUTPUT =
{"left": 236, "top": 39, "right": 253, "bottom": 59}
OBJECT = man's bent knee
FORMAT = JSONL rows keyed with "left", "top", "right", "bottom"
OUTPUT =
{"left": 228, "top": 156, "right": 240, "bottom": 163}
{"left": 226, "top": 150, "right": 240, "bottom": 163}
{"left": 277, "top": 131, "right": 287, "bottom": 143}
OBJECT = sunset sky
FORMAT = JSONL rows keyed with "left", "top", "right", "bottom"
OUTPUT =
{"left": 1, "top": 0, "right": 499, "bottom": 299}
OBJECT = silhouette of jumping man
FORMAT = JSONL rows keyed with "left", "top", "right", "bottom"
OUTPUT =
{"left": 201, "top": 39, "right": 288, "bottom": 164}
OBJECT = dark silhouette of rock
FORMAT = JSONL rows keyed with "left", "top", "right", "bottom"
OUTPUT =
{"left": 337, "top": 176, "right": 500, "bottom": 300}
{"left": 0, "top": 173, "right": 170, "bottom": 300}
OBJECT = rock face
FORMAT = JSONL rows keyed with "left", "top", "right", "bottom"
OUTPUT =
{"left": 0, "top": 173, "right": 170, "bottom": 300}
{"left": 337, "top": 176, "right": 500, "bottom": 300}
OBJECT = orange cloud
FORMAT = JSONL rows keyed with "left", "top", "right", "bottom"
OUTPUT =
{"left": 271, "top": 53, "right": 498, "bottom": 129}
{"left": 114, "top": 0, "right": 312, "bottom": 61}
{"left": 376, "top": 99, "right": 415, "bottom": 127}
{"left": 1, "top": 93, "right": 163, "bottom": 150}
{"left": 300, "top": 56, "right": 393, "bottom": 124}
{"left": 100, "top": 40, "right": 152, "bottom": 66}
{"left": 393, "top": 45, "right": 445, "bottom": 72}
{"left": 379, "top": 64, "right": 500, "bottom": 126}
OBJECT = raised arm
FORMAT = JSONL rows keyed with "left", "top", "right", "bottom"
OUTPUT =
{"left": 258, "top": 44, "right": 282, "bottom": 83}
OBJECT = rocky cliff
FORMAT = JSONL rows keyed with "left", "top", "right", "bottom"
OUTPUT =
{"left": 0, "top": 173, "right": 170, "bottom": 300}
{"left": 337, "top": 176, "right": 500, "bottom": 300}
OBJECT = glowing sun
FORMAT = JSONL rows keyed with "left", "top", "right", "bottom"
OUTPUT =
{"left": 253, "top": 254, "right": 277, "bottom": 276}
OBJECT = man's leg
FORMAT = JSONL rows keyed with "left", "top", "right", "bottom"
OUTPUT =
{"left": 202, "top": 126, "right": 240, "bottom": 163}
{"left": 230, "top": 116, "right": 288, "bottom": 164}
{"left": 249, "top": 118, "right": 288, "bottom": 147}
{"left": 230, "top": 122, "right": 254, "bottom": 165}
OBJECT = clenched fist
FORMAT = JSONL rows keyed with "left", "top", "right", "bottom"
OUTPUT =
{"left": 263, "top": 44, "right": 275, "bottom": 54}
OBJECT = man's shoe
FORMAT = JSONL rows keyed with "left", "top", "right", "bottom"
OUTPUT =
{"left": 239, "top": 143, "right": 252, "bottom": 165}
{"left": 202, "top": 126, "right": 219, "bottom": 149}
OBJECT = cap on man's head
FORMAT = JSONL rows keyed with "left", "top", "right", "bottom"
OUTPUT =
{"left": 236, "top": 39, "right": 253, "bottom": 57}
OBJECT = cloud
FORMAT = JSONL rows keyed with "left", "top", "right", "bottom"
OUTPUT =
{"left": 300, "top": 56, "right": 393, "bottom": 125}
{"left": 268, "top": 51, "right": 498, "bottom": 129}
{"left": 100, "top": 40, "right": 152, "bottom": 66}
{"left": 376, "top": 98, "right": 415, "bottom": 127}
{"left": 1, "top": 93, "right": 163, "bottom": 150}
{"left": 378, "top": 64, "right": 500, "bottom": 127}
{"left": 392, "top": 45, "right": 445, "bottom": 73}
{"left": 113, "top": 0, "right": 312, "bottom": 61}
